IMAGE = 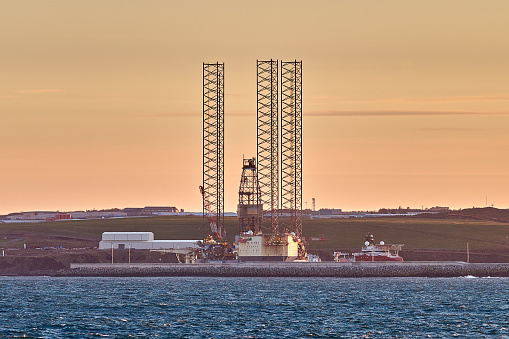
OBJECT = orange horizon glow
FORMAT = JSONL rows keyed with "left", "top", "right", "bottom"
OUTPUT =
{"left": 2, "top": 1, "right": 509, "bottom": 215}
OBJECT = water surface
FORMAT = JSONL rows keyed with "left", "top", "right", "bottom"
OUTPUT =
{"left": 1, "top": 276, "right": 508, "bottom": 338}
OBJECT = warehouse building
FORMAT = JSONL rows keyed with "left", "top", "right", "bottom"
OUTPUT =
{"left": 98, "top": 232, "right": 200, "bottom": 250}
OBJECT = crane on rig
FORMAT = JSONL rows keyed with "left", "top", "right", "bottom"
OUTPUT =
{"left": 199, "top": 185, "right": 226, "bottom": 241}
{"left": 198, "top": 185, "right": 233, "bottom": 261}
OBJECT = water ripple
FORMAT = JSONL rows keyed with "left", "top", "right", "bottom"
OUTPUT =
{"left": 1, "top": 276, "right": 508, "bottom": 338}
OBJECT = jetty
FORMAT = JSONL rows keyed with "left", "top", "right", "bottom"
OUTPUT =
{"left": 60, "top": 261, "right": 509, "bottom": 278}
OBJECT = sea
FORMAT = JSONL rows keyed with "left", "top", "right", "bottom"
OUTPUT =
{"left": 0, "top": 276, "right": 507, "bottom": 338}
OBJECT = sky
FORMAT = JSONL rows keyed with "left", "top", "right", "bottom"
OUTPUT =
{"left": 1, "top": 1, "right": 509, "bottom": 214}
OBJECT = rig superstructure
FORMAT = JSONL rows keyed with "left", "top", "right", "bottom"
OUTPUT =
{"left": 237, "top": 60, "right": 306, "bottom": 262}
{"left": 237, "top": 157, "right": 263, "bottom": 235}
{"left": 199, "top": 60, "right": 307, "bottom": 262}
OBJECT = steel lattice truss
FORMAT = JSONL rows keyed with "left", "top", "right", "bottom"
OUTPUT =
{"left": 203, "top": 62, "right": 225, "bottom": 240}
{"left": 257, "top": 60, "right": 279, "bottom": 235}
{"left": 237, "top": 157, "right": 262, "bottom": 235}
{"left": 280, "top": 60, "right": 302, "bottom": 237}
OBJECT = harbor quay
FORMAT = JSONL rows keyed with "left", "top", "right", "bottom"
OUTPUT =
{"left": 62, "top": 262, "right": 509, "bottom": 278}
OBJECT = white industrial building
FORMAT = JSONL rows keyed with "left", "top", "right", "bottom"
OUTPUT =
{"left": 98, "top": 232, "right": 200, "bottom": 250}
{"left": 237, "top": 234, "right": 300, "bottom": 262}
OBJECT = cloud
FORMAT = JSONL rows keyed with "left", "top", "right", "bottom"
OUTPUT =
{"left": 225, "top": 93, "right": 250, "bottom": 98}
{"left": 417, "top": 94, "right": 509, "bottom": 102}
{"left": 149, "top": 113, "right": 200, "bottom": 117}
{"left": 17, "top": 89, "right": 64, "bottom": 94}
{"left": 307, "top": 94, "right": 509, "bottom": 104}
{"left": 149, "top": 110, "right": 508, "bottom": 119}
{"left": 307, "top": 110, "right": 509, "bottom": 117}
{"left": 414, "top": 127, "right": 481, "bottom": 132}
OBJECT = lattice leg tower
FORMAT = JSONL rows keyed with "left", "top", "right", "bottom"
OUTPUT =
{"left": 280, "top": 60, "right": 302, "bottom": 237}
{"left": 203, "top": 62, "right": 225, "bottom": 241}
{"left": 257, "top": 60, "right": 279, "bottom": 236}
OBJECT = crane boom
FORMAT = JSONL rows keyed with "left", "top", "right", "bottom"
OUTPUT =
{"left": 199, "top": 185, "right": 223, "bottom": 240}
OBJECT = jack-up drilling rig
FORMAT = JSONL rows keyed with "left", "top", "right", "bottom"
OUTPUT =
{"left": 236, "top": 60, "right": 306, "bottom": 262}
{"left": 198, "top": 60, "right": 307, "bottom": 262}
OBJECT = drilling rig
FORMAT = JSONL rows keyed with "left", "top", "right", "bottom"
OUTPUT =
{"left": 197, "top": 60, "right": 307, "bottom": 262}
{"left": 235, "top": 60, "right": 307, "bottom": 262}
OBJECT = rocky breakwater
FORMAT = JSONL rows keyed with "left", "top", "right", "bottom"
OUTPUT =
{"left": 58, "top": 262, "right": 509, "bottom": 278}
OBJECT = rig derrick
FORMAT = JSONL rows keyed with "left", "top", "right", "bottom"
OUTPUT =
{"left": 237, "top": 157, "right": 262, "bottom": 236}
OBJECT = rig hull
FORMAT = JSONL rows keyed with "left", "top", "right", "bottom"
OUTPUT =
{"left": 237, "top": 234, "right": 300, "bottom": 262}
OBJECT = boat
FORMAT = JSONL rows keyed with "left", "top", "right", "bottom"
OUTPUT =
{"left": 334, "top": 234, "right": 404, "bottom": 262}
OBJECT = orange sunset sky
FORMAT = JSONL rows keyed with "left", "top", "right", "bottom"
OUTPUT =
{"left": 1, "top": 1, "right": 509, "bottom": 215}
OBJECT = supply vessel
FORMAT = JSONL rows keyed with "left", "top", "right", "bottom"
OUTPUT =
{"left": 334, "top": 234, "right": 404, "bottom": 262}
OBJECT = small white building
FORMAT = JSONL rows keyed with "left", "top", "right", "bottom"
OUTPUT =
{"left": 98, "top": 232, "right": 200, "bottom": 250}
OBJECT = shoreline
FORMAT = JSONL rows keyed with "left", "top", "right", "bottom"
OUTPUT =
{"left": 44, "top": 262, "right": 509, "bottom": 278}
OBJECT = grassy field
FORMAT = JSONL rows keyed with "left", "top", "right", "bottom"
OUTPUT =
{"left": 1, "top": 215, "right": 508, "bottom": 251}
{"left": 302, "top": 217, "right": 509, "bottom": 250}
